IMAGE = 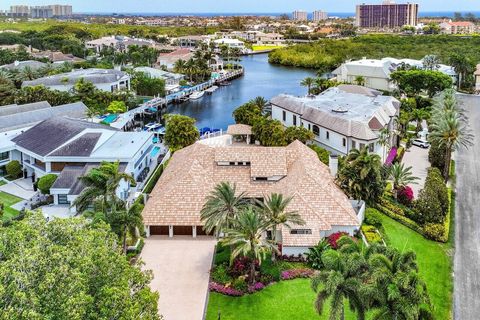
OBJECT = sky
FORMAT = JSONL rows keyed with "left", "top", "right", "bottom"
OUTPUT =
{"left": 1, "top": 0, "right": 480, "bottom": 14}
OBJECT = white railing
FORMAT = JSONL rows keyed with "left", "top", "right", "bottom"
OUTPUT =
{"left": 200, "top": 129, "right": 225, "bottom": 140}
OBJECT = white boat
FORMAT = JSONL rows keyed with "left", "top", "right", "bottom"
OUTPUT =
{"left": 190, "top": 91, "right": 205, "bottom": 100}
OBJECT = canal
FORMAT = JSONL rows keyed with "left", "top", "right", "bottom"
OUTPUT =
{"left": 165, "top": 53, "right": 315, "bottom": 129}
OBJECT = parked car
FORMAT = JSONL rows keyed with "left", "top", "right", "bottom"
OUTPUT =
{"left": 412, "top": 139, "right": 430, "bottom": 149}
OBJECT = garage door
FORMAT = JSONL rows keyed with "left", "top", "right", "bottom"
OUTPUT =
{"left": 173, "top": 225, "right": 193, "bottom": 235}
{"left": 150, "top": 226, "right": 169, "bottom": 235}
{"left": 196, "top": 226, "right": 213, "bottom": 236}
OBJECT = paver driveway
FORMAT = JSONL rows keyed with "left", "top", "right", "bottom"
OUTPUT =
{"left": 140, "top": 236, "right": 216, "bottom": 320}
{"left": 401, "top": 145, "right": 429, "bottom": 197}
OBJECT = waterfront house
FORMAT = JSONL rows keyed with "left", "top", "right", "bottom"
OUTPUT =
{"left": 213, "top": 38, "right": 246, "bottom": 52}
{"left": 3, "top": 116, "right": 155, "bottom": 211}
{"left": 270, "top": 85, "right": 400, "bottom": 157}
{"left": 157, "top": 48, "right": 195, "bottom": 70}
{"left": 22, "top": 68, "right": 131, "bottom": 93}
{"left": 142, "top": 136, "right": 364, "bottom": 254}
{"left": 332, "top": 57, "right": 457, "bottom": 92}
{"left": 134, "top": 66, "right": 185, "bottom": 92}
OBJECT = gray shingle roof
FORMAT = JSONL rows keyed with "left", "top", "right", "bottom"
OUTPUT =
{"left": 12, "top": 117, "right": 116, "bottom": 156}
{"left": 22, "top": 68, "right": 128, "bottom": 87}
{"left": 0, "top": 60, "right": 47, "bottom": 71}
{"left": 68, "top": 162, "right": 127, "bottom": 196}
{"left": 0, "top": 101, "right": 51, "bottom": 117}
{"left": 51, "top": 166, "right": 86, "bottom": 189}
{"left": 0, "top": 101, "right": 88, "bottom": 132}
{"left": 49, "top": 132, "right": 102, "bottom": 157}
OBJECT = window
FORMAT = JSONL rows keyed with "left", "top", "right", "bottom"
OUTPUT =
{"left": 0, "top": 151, "right": 8, "bottom": 161}
{"left": 282, "top": 110, "right": 286, "bottom": 121}
{"left": 313, "top": 125, "right": 320, "bottom": 136}
{"left": 369, "top": 143, "right": 375, "bottom": 152}
{"left": 58, "top": 194, "right": 70, "bottom": 205}
{"left": 254, "top": 177, "right": 268, "bottom": 181}
{"left": 293, "top": 115, "right": 297, "bottom": 126}
{"left": 290, "top": 229, "right": 312, "bottom": 235}
{"left": 308, "top": 124, "right": 311, "bottom": 130}
{"left": 360, "top": 143, "right": 365, "bottom": 150}
{"left": 342, "top": 138, "right": 346, "bottom": 147}
{"left": 326, "top": 131, "right": 330, "bottom": 140}
{"left": 352, "top": 140, "right": 356, "bottom": 149}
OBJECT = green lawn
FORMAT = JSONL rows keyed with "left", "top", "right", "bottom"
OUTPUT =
{"left": 379, "top": 214, "right": 453, "bottom": 320}
{"left": 251, "top": 45, "right": 284, "bottom": 51}
{"left": 206, "top": 279, "right": 359, "bottom": 320}
{"left": 0, "top": 180, "right": 6, "bottom": 186}
{"left": 0, "top": 191, "right": 22, "bottom": 221}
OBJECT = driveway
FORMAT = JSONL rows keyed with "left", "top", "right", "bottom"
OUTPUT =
{"left": 140, "top": 236, "right": 216, "bottom": 320}
{"left": 401, "top": 145, "right": 429, "bottom": 197}
{"left": 454, "top": 94, "right": 480, "bottom": 320}
{"left": 0, "top": 179, "right": 36, "bottom": 200}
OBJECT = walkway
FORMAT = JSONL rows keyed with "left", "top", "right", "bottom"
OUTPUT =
{"left": 401, "top": 145, "right": 429, "bottom": 197}
{"left": 454, "top": 94, "right": 480, "bottom": 320}
{"left": 140, "top": 236, "right": 216, "bottom": 320}
{"left": 0, "top": 178, "right": 36, "bottom": 200}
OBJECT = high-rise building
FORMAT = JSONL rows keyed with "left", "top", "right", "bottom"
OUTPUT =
{"left": 292, "top": 10, "right": 308, "bottom": 21}
{"left": 9, "top": 5, "right": 29, "bottom": 17}
{"left": 48, "top": 5, "right": 73, "bottom": 17}
{"left": 355, "top": 2, "right": 419, "bottom": 29}
{"left": 30, "top": 6, "right": 53, "bottom": 19}
{"left": 313, "top": 10, "right": 328, "bottom": 22}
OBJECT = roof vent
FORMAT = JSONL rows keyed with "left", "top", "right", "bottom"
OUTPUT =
{"left": 332, "top": 106, "right": 348, "bottom": 113}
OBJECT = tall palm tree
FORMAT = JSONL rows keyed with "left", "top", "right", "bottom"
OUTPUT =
{"left": 410, "top": 109, "right": 429, "bottom": 134}
{"left": 355, "top": 76, "right": 366, "bottom": 86}
{"left": 73, "top": 161, "right": 135, "bottom": 214}
{"left": 200, "top": 182, "right": 249, "bottom": 236}
{"left": 257, "top": 193, "right": 305, "bottom": 246}
{"left": 430, "top": 90, "right": 473, "bottom": 180}
{"left": 111, "top": 200, "right": 144, "bottom": 255}
{"left": 422, "top": 54, "right": 440, "bottom": 71}
{"left": 252, "top": 96, "right": 268, "bottom": 114}
{"left": 221, "top": 207, "right": 277, "bottom": 284}
{"left": 388, "top": 163, "right": 419, "bottom": 199}
{"left": 311, "top": 249, "right": 367, "bottom": 320}
{"left": 448, "top": 53, "right": 472, "bottom": 89}
{"left": 377, "top": 128, "right": 391, "bottom": 163}
{"left": 173, "top": 59, "right": 187, "bottom": 74}
{"left": 301, "top": 77, "right": 315, "bottom": 95}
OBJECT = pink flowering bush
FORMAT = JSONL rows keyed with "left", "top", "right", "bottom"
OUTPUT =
{"left": 281, "top": 268, "right": 315, "bottom": 280}
{"left": 209, "top": 282, "right": 243, "bottom": 296}
{"left": 247, "top": 282, "right": 265, "bottom": 293}
{"left": 398, "top": 186, "right": 414, "bottom": 206}
{"left": 327, "top": 232, "right": 349, "bottom": 249}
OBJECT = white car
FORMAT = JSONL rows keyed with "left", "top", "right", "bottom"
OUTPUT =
{"left": 412, "top": 139, "right": 430, "bottom": 149}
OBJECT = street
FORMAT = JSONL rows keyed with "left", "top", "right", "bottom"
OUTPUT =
{"left": 454, "top": 94, "right": 480, "bottom": 320}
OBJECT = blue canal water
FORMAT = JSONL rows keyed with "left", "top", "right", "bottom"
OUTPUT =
{"left": 165, "top": 53, "right": 315, "bottom": 130}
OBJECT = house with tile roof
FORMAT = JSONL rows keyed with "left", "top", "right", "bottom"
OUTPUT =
{"left": 439, "top": 21, "right": 477, "bottom": 34}
{"left": 142, "top": 136, "right": 364, "bottom": 254}
{"left": 270, "top": 85, "right": 400, "bottom": 157}
{"left": 3, "top": 116, "right": 156, "bottom": 211}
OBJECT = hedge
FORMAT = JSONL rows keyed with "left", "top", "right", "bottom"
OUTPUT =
{"left": 143, "top": 163, "right": 164, "bottom": 194}
{"left": 37, "top": 174, "right": 57, "bottom": 194}
{"left": 374, "top": 203, "right": 426, "bottom": 236}
{"left": 424, "top": 188, "right": 453, "bottom": 243}
{"left": 6, "top": 160, "right": 22, "bottom": 179}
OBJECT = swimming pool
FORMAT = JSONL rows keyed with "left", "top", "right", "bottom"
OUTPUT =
{"left": 150, "top": 146, "right": 161, "bottom": 157}
{"left": 103, "top": 114, "right": 118, "bottom": 124}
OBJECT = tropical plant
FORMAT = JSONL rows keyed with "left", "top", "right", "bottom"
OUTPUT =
{"left": 257, "top": 193, "right": 305, "bottom": 245}
{"left": 387, "top": 163, "right": 419, "bottom": 199}
{"left": 422, "top": 54, "right": 440, "bottom": 71}
{"left": 106, "top": 100, "right": 127, "bottom": 114}
{"left": 200, "top": 182, "right": 248, "bottom": 236}
{"left": 284, "top": 126, "right": 315, "bottom": 144}
{"left": 163, "top": 114, "right": 200, "bottom": 151}
{"left": 5, "top": 160, "right": 22, "bottom": 179}
{"left": 37, "top": 174, "right": 57, "bottom": 195}
{"left": 355, "top": 75, "right": 365, "bottom": 86}
{"left": 311, "top": 249, "right": 368, "bottom": 320}
{"left": 305, "top": 239, "right": 331, "bottom": 270}
{"left": 429, "top": 90, "right": 473, "bottom": 180}
{"left": 377, "top": 128, "right": 391, "bottom": 163}
{"left": 221, "top": 207, "right": 277, "bottom": 284}
{"left": 337, "top": 148, "right": 385, "bottom": 204}
{"left": 73, "top": 161, "right": 135, "bottom": 214}
{"left": 301, "top": 77, "right": 315, "bottom": 95}
{"left": 109, "top": 200, "right": 144, "bottom": 255}
{"left": 410, "top": 108, "right": 430, "bottom": 133}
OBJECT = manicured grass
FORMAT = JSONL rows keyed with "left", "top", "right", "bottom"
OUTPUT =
{"left": 206, "top": 279, "right": 358, "bottom": 320}
{"left": 252, "top": 45, "right": 284, "bottom": 51}
{"left": 379, "top": 214, "right": 453, "bottom": 320}
{"left": 0, "top": 191, "right": 22, "bottom": 221}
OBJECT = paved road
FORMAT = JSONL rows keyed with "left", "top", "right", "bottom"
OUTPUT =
{"left": 454, "top": 95, "right": 480, "bottom": 320}
{"left": 140, "top": 236, "right": 216, "bottom": 320}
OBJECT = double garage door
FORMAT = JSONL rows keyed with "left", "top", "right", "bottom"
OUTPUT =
{"left": 150, "top": 225, "right": 211, "bottom": 236}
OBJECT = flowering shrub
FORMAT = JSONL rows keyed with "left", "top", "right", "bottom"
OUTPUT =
{"left": 398, "top": 186, "right": 414, "bottom": 206}
{"left": 385, "top": 147, "right": 398, "bottom": 166}
{"left": 231, "top": 256, "right": 258, "bottom": 277}
{"left": 281, "top": 268, "right": 314, "bottom": 280}
{"left": 209, "top": 282, "right": 243, "bottom": 296}
{"left": 327, "top": 232, "right": 349, "bottom": 249}
{"left": 247, "top": 282, "right": 265, "bottom": 293}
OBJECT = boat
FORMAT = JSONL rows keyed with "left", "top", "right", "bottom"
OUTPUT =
{"left": 144, "top": 122, "right": 163, "bottom": 132}
{"left": 219, "top": 81, "right": 231, "bottom": 86}
{"left": 205, "top": 86, "right": 219, "bottom": 94}
{"left": 178, "top": 96, "right": 190, "bottom": 103}
{"left": 189, "top": 91, "right": 205, "bottom": 100}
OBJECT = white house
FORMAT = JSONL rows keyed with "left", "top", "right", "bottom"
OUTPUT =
{"left": 3, "top": 116, "right": 156, "bottom": 211}
{"left": 332, "top": 57, "right": 457, "bottom": 92}
{"left": 213, "top": 38, "right": 246, "bottom": 52}
{"left": 86, "top": 35, "right": 156, "bottom": 54}
{"left": 22, "top": 68, "right": 131, "bottom": 93}
{"left": 271, "top": 85, "right": 400, "bottom": 157}
{"left": 134, "top": 66, "right": 184, "bottom": 92}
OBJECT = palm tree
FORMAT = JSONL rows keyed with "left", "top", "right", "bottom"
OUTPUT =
{"left": 301, "top": 77, "right": 315, "bottom": 95}
{"left": 221, "top": 207, "right": 277, "bottom": 284}
{"left": 430, "top": 90, "right": 473, "bottom": 180}
{"left": 200, "top": 182, "right": 249, "bottom": 237}
{"left": 311, "top": 249, "right": 367, "bottom": 320}
{"left": 410, "top": 108, "right": 429, "bottom": 134}
{"left": 422, "top": 54, "right": 440, "bottom": 71}
{"left": 257, "top": 193, "right": 305, "bottom": 245}
{"left": 111, "top": 200, "right": 144, "bottom": 255}
{"left": 368, "top": 250, "right": 433, "bottom": 320}
{"left": 388, "top": 163, "right": 419, "bottom": 199}
{"left": 377, "top": 128, "right": 391, "bottom": 163}
{"left": 448, "top": 53, "right": 472, "bottom": 89}
{"left": 173, "top": 59, "right": 187, "bottom": 74}
{"left": 355, "top": 76, "right": 366, "bottom": 86}
{"left": 19, "top": 66, "right": 37, "bottom": 81}
{"left": 252, "top": 96, "right": 268, "bottom": 114}
{"left": 73, "top": 161, "right": 135, "bottom": 214}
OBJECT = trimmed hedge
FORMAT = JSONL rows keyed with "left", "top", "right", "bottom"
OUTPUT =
{"left": 6, "top": 160, "right": 22, "bottom": 179}
{"left": 37, "top": 174, "right": 57, "bottom": 194}
{"left": 143, "top": 163, "right": 164, "bottom": 194}
{"left": 374, "top": 203, "right": 426, "bottom": 236}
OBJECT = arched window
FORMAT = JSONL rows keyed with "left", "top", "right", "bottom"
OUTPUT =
{"left": 313, "top": 125, "right": 320, "bottom": 136}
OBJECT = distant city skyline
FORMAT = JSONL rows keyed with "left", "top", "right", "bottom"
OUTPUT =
{"left": 1, "top": 0, "right": 479, "bottom": 14}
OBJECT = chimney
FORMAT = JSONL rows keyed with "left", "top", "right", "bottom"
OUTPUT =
{"left": 329, "top": 154, "right": 338, "bottom": 177}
